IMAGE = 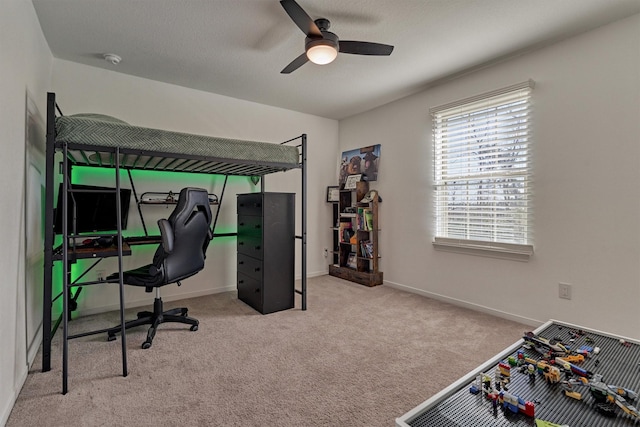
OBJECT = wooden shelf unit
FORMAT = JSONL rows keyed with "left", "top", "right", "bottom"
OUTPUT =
{"left": 329, "top": 181, "right": 383, "bottom": 287}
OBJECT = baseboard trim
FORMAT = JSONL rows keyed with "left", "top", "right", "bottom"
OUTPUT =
{"left": 1, "top": 363, "right": 29, "bottom": 427}
{"left": 75, "top": 270, "right": 327, "bottom": 318}
{"left": 76, "top": 285, "right": 237, "bottom": 318}
{"left": 384, "top": 279, "right": 543, "bottom": 328}
{"left": 5, "top": 322, "right": 42, "bottom": 427}
{"left": 300, "top": 270, "right": 326, "bottom": 280}
{"left": 27, "top": 322, "right": 43, "bottom": 368}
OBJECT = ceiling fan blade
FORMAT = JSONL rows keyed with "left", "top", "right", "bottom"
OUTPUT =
{"left": 339, "top": 41, "right": 394, "bottom": 56}
{"left": 281, "top": 52, "right": 309, "bottom": 74}
{"left": 280, "top": 0, "right": 322, "bottom": 38}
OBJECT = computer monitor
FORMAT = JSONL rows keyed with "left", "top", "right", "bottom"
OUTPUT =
{"left": 53, "top": 183, "right": 131, "bottom": 234}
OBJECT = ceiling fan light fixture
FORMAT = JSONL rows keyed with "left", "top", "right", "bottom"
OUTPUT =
{"left": 305, "top": 32, "right": 339, "bottom": 65}
{"left": 279, "top": 1, "right": 393, "bottom": 74}
{"left": 307, "top": 44, "right": 337, "bottom": 65}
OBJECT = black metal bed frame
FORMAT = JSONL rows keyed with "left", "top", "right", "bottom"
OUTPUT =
{"left": 42, "top": 92, "right": 307, "bottom": 394}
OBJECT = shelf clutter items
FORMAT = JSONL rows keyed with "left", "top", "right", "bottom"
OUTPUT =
{"left": 140, "top": 191, "right": 219, "bottom": 205}
{"left": 329, "top": 181, "right": 383, "bottom": 287}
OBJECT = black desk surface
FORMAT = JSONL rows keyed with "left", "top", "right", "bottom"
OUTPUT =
{"left": 53, "top": 242, "right": 132, "bottom": 261}
{"left": 53, "top": 233, "right": 231, "bottom": 261}
{"left": 125, "top": 235, "right": 162, "bottom": 245}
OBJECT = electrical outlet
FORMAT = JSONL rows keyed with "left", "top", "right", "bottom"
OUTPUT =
{"left": 323, "top": 248, "right": 328, "bottom": 258}
{"left": 96, "top": 269, "right": 106, "bottom": 281}
{"left": 559, "top": 283, "right": 572, "bottom": 300}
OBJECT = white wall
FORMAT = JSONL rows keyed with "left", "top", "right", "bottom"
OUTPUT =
{"left": 4, "top": 6, "right": 637, "bottom": 424}
{"left": 339, "top": 14, "right": 640, "bottom": 339}
{"left": 51, "top": 60, "right": 339, "bottom": 315}
{"left": 0, "top": 0, "right": 52, "bottom": 424}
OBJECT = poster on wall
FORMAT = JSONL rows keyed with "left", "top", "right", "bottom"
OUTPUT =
{"left": 338, "top": 144, "right": 381, "bottom": 186}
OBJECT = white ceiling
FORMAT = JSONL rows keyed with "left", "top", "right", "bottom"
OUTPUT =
{"left": 32, "top": 0, "right": 640, "bottom": 120}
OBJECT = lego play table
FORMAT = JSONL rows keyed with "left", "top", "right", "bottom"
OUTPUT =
{"left": 396, "top": 320, "right": 640, "bottom": 426}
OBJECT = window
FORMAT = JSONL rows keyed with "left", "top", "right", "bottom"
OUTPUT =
{"left": 431, "top": 80, "right": 534, "bottom": 260}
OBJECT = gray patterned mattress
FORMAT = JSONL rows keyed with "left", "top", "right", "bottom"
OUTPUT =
{"left": 55, "top": 113, "right": 300, "bottom": 175}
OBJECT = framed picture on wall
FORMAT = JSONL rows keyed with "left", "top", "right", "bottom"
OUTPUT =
{"left": 344, "top": 174, "right": 362, "bottom": 190}
{"left": 339, "top": 144, "right": 381, "bottom": 185}
{"left": 326, "top": 186, "right": 340, "bottom": 202}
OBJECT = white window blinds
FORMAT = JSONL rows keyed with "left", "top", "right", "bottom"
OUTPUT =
{"left": 431, "top": 80, "right": 534, "bottom": 250}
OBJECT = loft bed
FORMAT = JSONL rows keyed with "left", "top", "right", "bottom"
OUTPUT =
{"left": 54, "top": 113, "right": 301, "bottom": 174}
{"left": 42, "top": 92, "right": 307, "bottom": 393}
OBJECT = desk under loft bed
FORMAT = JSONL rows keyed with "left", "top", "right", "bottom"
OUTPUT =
{"left": 42, "top": 92, "right": 307, "bottom": 393}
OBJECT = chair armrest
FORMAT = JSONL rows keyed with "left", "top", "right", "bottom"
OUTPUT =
{"left": 158, "top": 219, "right": 174, "bottom": 254}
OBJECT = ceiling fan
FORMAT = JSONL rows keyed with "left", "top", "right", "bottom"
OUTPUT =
{"left": 279, "top": 0, "right": 394, "bottom": 74}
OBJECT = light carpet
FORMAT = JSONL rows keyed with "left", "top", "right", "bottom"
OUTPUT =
{"left": 8, "top": 275, "right": 527, "bottom": 426}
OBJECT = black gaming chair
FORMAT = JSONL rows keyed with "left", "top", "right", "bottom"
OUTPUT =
{"left": 107, "top": 187, "right": 213, "bottom": 349}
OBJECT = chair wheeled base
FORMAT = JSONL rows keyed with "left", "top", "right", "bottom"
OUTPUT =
{"left": 107, "top": 294, "right": 198, "bottom": 349}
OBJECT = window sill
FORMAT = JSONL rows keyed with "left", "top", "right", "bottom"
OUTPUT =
{"left": 433, "top": 238, "right": 533, "bottom": 262}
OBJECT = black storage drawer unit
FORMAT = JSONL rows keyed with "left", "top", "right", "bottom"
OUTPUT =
{"left": 237, "top": 192, "right": 295, "bottom": 314}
